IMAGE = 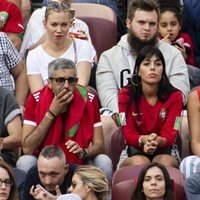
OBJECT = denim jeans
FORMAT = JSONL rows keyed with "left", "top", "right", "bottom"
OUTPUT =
{"left": 185, "top": 172, "right": 200, "bottom": 200}
{"left": 87, "top": 154, "right": 113, "bottom": 185}
{"left": 17, "top": 154, "right": 113, "bottom": 184}
{"left": 16, "top": 155, "right": 37, "bottom": 173}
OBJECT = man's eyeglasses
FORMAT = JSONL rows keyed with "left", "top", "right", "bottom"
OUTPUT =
{"left": 0, "top": 179, "right": 13, "bottom": 187}
{"left": 46, "top": 1, "right": 71, "bottom": 11}
{"left": 49, "top": 77, "right": 78, "bottom": 86}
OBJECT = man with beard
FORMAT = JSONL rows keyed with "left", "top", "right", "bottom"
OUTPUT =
{"left": 96, "top": 0, "right": 190, "bottom": 156}
{"left": 23, "top": 145, "right": 76, "bottom": 200}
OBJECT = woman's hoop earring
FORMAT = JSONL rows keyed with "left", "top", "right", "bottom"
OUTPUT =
{"left": 131, "top": 74, "right": 141, "bottom": 86}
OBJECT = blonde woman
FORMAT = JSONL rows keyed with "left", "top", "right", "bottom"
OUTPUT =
{"left": 26, "top": 1, "right": 95, "bottom": 93}
{"left": 68, "top": 165, "right": 109, "bottom": 200}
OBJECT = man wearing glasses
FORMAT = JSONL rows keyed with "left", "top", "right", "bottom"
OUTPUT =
{"left": 17, "top": 58, "right": 112, "bottom": 184}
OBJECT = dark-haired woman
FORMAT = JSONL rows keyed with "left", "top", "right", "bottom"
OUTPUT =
{"left": 118, "top": 46, "right": 183, "bottom": 168}
{"left": 132, "top": 162, "right": 176, "bottom": 200}
{"left": 0, "top": 161, "right": 19, "bottom": 200}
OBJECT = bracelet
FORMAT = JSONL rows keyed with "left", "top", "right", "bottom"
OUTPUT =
{"left": 45, "top": 112, "right": 54, "bottom": 120}
{"left": 48, "top": 110, "right": 56, "bottom": 118}
{"left": 82, "top": 149, "right": 88, "bottom": 159}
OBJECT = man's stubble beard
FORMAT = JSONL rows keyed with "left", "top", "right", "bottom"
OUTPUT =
{"left": 127, "top": 28, "right": 158, "bottom": 54}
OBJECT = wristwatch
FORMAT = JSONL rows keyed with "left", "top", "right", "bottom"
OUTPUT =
{"left": 82, "top": 149, "right": 88, "bottom": 159}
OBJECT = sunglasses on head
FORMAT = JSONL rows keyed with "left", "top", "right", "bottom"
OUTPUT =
{"left": 49, "top": 76, "right": 78, "bottom": 86}
{"left": 46, "top": 1, "right": 71, "bottom": 11}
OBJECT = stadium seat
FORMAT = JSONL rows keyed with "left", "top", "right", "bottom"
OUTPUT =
{"left": 108, "top": 127, "right": 125, "bottom": 170}
{"left": 71, "top": 3, "right": 117, "bottom": 59}
{"left": 112, "top": 180, "right": 136, "bottom": 200}
{"left": 112, "top": 165, "right": 186, "bottom": 200}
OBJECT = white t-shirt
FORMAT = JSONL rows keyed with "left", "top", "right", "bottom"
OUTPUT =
{"left": 20, "top": 6, "right": 91, "bottom": 57}
{"left": 26, "top": 38, "right": 95, "bottom": 85}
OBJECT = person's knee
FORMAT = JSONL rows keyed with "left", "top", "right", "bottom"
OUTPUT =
{"left": 93, "top": 154, "right": 113, "bottom": 183}
{"left": 16, "top": 155, "right": 37, "bottom": 173}
{"left": 93, "top": 154, "right": 113, "bottom": 171}
{"left": 153, "top": 155, "right": 178, "bottom": 167}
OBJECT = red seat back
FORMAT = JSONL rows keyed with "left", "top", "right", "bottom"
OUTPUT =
{"left": 108, "top": 127, "right": 125, "bottom": 170}
{"left": 112, "top": 180, "right": 136, "bottom": 200}
{"left": 71, "top": 3, "right": 117, "bottom": 59}
{"left": 112, "top": 165, "right": 186, "bottom": 200}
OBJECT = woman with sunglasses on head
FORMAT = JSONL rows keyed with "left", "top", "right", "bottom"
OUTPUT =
{"left": 118, "top": 46, "right": 183, "bottom": 168}
{"left": 0, "top": 161, "right": 19, "bottom": 200}
{"left": 67, "top": 165, "right": 109, "bottom": 200}
{"left": 26, "top": 1, "right": 95, "bottom": 93}
{"left": 132, "top": 162, "right": 176, "bottom": 200}
{"left": 20, "top": 0, "right": 91, "bottom": 58}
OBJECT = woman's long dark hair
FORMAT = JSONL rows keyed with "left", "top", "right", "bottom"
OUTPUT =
{"left": 131, "top": 162, "right": 176, "bottom": 200}
{"left": 126, "top": 46, "right": 178, "bottom": 120}
{"left": 0, "top": 161, "right": 19, "bottom": 200}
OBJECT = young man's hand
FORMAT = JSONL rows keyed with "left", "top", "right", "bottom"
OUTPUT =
{"left": 30, "top": 184, "right": 61, "bottom": 200}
